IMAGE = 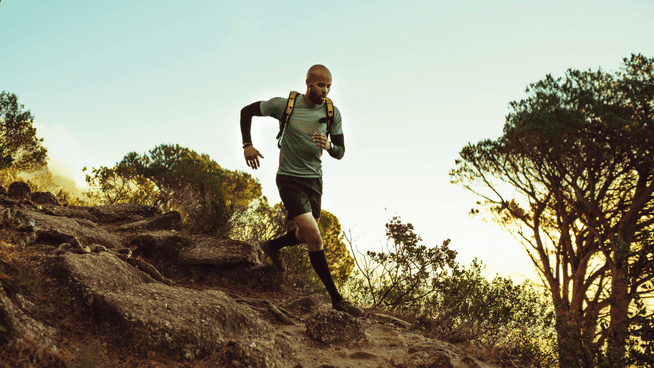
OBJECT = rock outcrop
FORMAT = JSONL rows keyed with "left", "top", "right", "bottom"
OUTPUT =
{"left": 305, "top": 310, "right": 367, "bottom": 344}
{"left": 0, "top": 182, "right": 501, "bottom": 368}
{"left": 0, "top": 287, "right": 58, "bottom": 348}
{"left": 50, "top": 251, "right": 271, "bottom": 359}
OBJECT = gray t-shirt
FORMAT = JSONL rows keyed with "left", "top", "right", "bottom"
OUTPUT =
{"left": 260, "top": 94, "right": 343, "bottom": 178}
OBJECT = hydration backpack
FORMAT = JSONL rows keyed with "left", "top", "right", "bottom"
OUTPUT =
{"left": 276, "top": 91, "right": 334, "bottom": 148}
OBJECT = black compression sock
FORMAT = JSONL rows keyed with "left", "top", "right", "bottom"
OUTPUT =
{"left": 309, "top": 250, "right": 343, "bottom": 304}
{"left": 269, "top": 230, "right": 301, "bottom": 252}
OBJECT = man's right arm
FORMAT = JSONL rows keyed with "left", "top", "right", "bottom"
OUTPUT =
{"left": 240, "top": 102, "right": 265, "bottom": 169}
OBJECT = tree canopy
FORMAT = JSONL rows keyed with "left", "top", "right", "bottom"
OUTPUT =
{"left": 0, "top": 91, "right": 48, "bottom": 178}
{"left": 86, "top": 144, "right": 262, "bottom": 234}
{"left": 450, "top": 54, "right": 653, "bottom": 365}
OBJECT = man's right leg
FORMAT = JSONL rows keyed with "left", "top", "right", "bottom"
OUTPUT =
{"left": 294, "top": 213, "right": 364, "bottom": 317}
{"left": 293, "top": 213, "right": 343, "bottom": 302}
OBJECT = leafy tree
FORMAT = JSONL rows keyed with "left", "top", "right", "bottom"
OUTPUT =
{"left": 86, "top": 144, "right": 262, "bottom": 234}
{"left": 450, "top": 54, "right": 654, "bottom": 366}
{"left": 84, "top": 165, "right": 159, "bottom": 206}
{"left": 0, "top": 147, "right": 13, "bottom": 171}
{"left": 0, "top": 91, "right": 48, "bottom": 177}
{"left": 230, "top": 196, "right": 295, "bottom": 243}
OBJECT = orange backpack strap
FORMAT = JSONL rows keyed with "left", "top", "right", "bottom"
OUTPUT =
{"left": 325, "top": 97, "right": 334, "bottom": 136}
{"left": 276, "top": 91, "right": 300, "bottom": 145}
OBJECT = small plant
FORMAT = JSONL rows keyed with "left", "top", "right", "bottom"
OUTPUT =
{"left": 0, "top": 240, "right": 16, "bottom": 263}
{"left": 0, "top": 208, "right": 24, "bottom": 246}
{"left": 76, "top": 344, "right": 101, "bottom": 368}
{"left": 14, "top": 267, "right": 40, "bottom": 295}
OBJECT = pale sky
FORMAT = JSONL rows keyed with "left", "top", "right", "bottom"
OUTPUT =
{"left": 2, "top": 0, "right": 653, "bottom": 282}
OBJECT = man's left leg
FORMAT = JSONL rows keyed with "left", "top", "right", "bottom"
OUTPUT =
{"left": 263, "top": 228, "right": 302, "bottom": 271}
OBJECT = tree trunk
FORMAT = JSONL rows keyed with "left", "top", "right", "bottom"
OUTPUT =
{"left": 555, "top": 307, "right": 587, "bottom": 367}
{"left": 607, "top": 266, "right": 630, "bottom": 366}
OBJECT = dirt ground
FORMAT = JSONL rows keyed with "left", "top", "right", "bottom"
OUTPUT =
{"left": 245, "top": 292, "right": 504, "bottom": 368}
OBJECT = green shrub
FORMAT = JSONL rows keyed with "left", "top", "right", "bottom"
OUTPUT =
{"left": 428, "top": 259, "right": 556, "bottom": 366}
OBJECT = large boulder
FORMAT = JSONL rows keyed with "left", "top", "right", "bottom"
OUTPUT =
{"left": 30, "top": 191, "right": 61, "bottom": 206}
{"left": 7, "top": 181, "right": 31, "bottom": 200}
{"left": 126, "top": 230, "right": 192, "bottom": 261}
{"left": 20, "top": 209, "right": 123, "bottom": 249}
{"left": 43, "top": 206, "right": 97, "bottom": 222}
{"left": 49, "top": 252, "right": 272, "bottom": 359}
{"left": 177, "top": 236, "right": 260, "bottom": 268}
{"left": 117, "top": 211, "right": 182, "bottom": 232}
{"left": 219, "top": 336, "right": 298, "bottom": 368}
{"left": 175, "top": 236, "right": 268, "bottom": 285}
{"left": 87, "top": 204, "right": 161, "bottom": 224}
{"left": 0, "top": 288, "right": 58, "bottom": 348}
{"left": 305, "top": 310, "right": 367, "bottom": 345}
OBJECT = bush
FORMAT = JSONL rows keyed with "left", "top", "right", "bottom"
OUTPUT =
{"left": 427, "top": 259, "right": 557, "bottom": 366}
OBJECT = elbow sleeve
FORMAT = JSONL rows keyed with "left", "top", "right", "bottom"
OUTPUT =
{"left": 329, "top": 134, "right": 345, "bottom": 159}
{"left": 240, "top": 102, "right": 263, "bottom": 144}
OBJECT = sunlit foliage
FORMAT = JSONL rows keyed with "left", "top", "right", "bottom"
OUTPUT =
{"left": 0, "top": 91, "right": 48, "bottom": 181}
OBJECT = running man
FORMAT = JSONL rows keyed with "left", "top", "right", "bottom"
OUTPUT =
{"left": 239, "top": 64, "right": 363, "bottom": 317}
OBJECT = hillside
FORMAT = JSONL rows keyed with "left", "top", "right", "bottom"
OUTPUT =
{"left": 0, "top": 181, "right": 503, "bottom": 368}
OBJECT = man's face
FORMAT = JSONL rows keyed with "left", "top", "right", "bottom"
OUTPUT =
{"left": 306, "top": 72, "right": 332, "bottom": 105}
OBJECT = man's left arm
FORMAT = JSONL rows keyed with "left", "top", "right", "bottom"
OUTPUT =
{"left": 328, "top": 134, "right": 345, "bottom": 159}
{"left": 312, "top": 132, "right": 344, "bottom": 159}
{"left": 327, "top": 106, "right": 345, "bottom": 159}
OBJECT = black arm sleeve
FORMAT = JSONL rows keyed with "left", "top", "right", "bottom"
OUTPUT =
{"left": 240, "top": 102, "right": 263, "bottom": 144}
{"left": 328, "top": 133, "right": 345, "bottom": 159}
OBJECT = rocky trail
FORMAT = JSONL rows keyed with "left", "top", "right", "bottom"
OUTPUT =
{"left": 0, "top": 182, "right": 503, "bottom": 368}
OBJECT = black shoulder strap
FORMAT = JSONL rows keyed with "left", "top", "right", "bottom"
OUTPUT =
{"left": 276, "top": 91, "right": 299, "bottom": 146}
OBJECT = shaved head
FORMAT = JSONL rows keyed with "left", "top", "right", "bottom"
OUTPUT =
{"left": 306, "top": 64, "right": 332, "bottom": 82}
{"left": 304, "top": 64, "right": 332, "bottom": 107}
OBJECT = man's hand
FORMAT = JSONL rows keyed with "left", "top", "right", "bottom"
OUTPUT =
{"left": 244, "top": 146, "right": 264, "bottom": 169}
{"left": 312, "top": 132, "right": 331, "bottom": 151}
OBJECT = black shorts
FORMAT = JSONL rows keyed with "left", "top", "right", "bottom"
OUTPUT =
{"left": 276, "top": 174, "right": 322, "bottom": 219}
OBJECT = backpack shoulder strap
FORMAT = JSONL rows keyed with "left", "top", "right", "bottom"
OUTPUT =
{"left": 325, "top": 97, "right": 334, "bottom": 136}
{"left": 276, "top": 91, "right": 299, "bottom": 142}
